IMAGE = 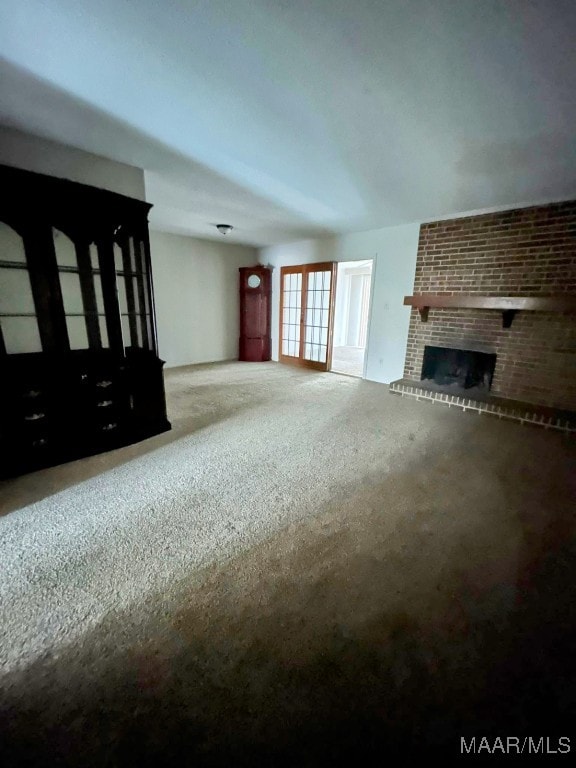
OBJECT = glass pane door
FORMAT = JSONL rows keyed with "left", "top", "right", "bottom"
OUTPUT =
{"left": 303, "top": 268, "right": 332, "bottom": 365}
{"left": 281, "top": 271, "right": 302, "bottom": 359}
{"left": 279, "top": 263, "right": 336, "bottom": 371}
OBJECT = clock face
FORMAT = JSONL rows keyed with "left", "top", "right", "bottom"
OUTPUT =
{"left": 247, "top": 273, "right": 261, "bottom": 288}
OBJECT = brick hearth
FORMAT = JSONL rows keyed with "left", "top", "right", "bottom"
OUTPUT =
{"left": 389, "top": 379, "right": 576, "bottom": 434}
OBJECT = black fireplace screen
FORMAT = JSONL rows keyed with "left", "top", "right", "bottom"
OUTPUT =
{"left": 421, "top": 346, "right": 496, "bottom": 390}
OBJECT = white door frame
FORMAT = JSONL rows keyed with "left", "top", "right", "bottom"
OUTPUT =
{"left": 332, "top": 257, "right": 375, "bottom": 379}
{"left": 363, "top": 256, "right": 377, "bottom": 379}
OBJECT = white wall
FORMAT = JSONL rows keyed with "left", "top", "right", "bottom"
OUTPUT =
{"left": 150, "top": 231, "right": 257, "bottom": 368}
{"left": 259, "top": 224, "right": 420, "bottom": 384}
{"left": 0, "top": 125, "right": 145, "bottom": 199}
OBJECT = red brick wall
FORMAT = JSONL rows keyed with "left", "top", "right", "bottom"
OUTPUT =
{"left": 404, "top": 201, "right": 576, "bottom": 410}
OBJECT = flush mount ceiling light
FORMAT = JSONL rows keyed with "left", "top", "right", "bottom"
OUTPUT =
{"left": 215, "top": 224, "right": 233, "bottom": 235}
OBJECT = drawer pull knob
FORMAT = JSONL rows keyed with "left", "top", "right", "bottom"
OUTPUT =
{"left": 97, "top": 400, "right": 113, "bottom": 408}
{"left": 96, "top": 380, "right": 112, "bottom": 388}
{"left": 25, "top": 413, "right": 45, "bottom": 421}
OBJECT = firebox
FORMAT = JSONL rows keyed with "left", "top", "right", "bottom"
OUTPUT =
{"left": 421, "top": 346, "right": 496, "bottom": 391}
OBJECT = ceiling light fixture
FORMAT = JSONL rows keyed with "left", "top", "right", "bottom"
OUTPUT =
{"left": 216, "top": 224, "right": 233, "bottom": 235}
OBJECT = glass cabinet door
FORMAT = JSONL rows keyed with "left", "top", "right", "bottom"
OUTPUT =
{"left": 114, "top": 236, "right": 153, "bottom": 352}
{"left": 1, "top": 223, "right": 156, "bottom": 359}
{"left": 53, "top": 228, "right": 110, "bottom": 350}
{"left": 91, "top": 243, "right": 109, "bottom": 348}
{"left": 0, "top": 222, "right": 42, "bottom": 354}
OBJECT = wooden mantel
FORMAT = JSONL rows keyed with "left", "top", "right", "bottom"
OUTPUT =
{"left": 404, "top": 294, "right": 576, "bottom": 327}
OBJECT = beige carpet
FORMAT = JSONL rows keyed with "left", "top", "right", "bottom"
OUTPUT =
{"left": 331, "top": 345, "right": 365, "bottom": 377}
{"left": 0, "top": 361, "right": 575, "bottom": 765}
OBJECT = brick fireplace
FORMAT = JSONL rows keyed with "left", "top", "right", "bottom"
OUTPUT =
{"left": 392, "top": 200, "right": 576, "bottom": 430}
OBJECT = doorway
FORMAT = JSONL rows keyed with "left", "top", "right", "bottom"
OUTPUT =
{"left": 330, "top": 260, "right": 373, "bottom": 378}
{"left": 279, "top": 262, "right": 337, "bottom": 371}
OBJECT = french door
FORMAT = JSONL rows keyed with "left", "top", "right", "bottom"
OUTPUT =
{"left": 279, "top": 262, "right": 337, "bottom": 371}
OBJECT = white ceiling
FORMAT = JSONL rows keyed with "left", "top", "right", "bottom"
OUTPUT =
{"left": 1, "top": 0, "right": 575, "bottom": 246}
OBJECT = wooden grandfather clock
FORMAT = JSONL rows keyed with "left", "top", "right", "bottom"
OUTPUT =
{"left": 239, "top": 266, "right": 272, "bottom": 361}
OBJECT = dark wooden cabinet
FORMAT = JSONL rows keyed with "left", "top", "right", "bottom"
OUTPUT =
{"left": 239, "top": 266, "right": 272, "bottom": 362}
{"left": 0, "top": 164, "right": 170, "bottom": 478}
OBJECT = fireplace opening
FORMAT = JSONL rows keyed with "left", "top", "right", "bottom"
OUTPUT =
{"left": 421, "top": 346, "right": 496, "bottom": 391}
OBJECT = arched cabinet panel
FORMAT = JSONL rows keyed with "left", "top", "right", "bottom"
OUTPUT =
{"left": 113, "top": 235, "right": 154, "bottom": 353}
{"left": 0, "top": 164, "right": 171, "bottom": 477}
{"left": 54, "top": 228, "right": 87, "bottom": 350}
{"left": 0, "top": 222, "right": 43, "bottom": 355}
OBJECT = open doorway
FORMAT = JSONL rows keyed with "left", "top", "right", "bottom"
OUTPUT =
{"left": 331, "top": 260, "right": 373, "bottom": 378}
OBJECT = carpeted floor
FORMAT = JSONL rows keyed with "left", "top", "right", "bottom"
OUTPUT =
{"left": 331, "top": 345, "right": 365, "bottom": 377}
{"left": 0, "top": 361, "right": 575, "bottom": 765}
